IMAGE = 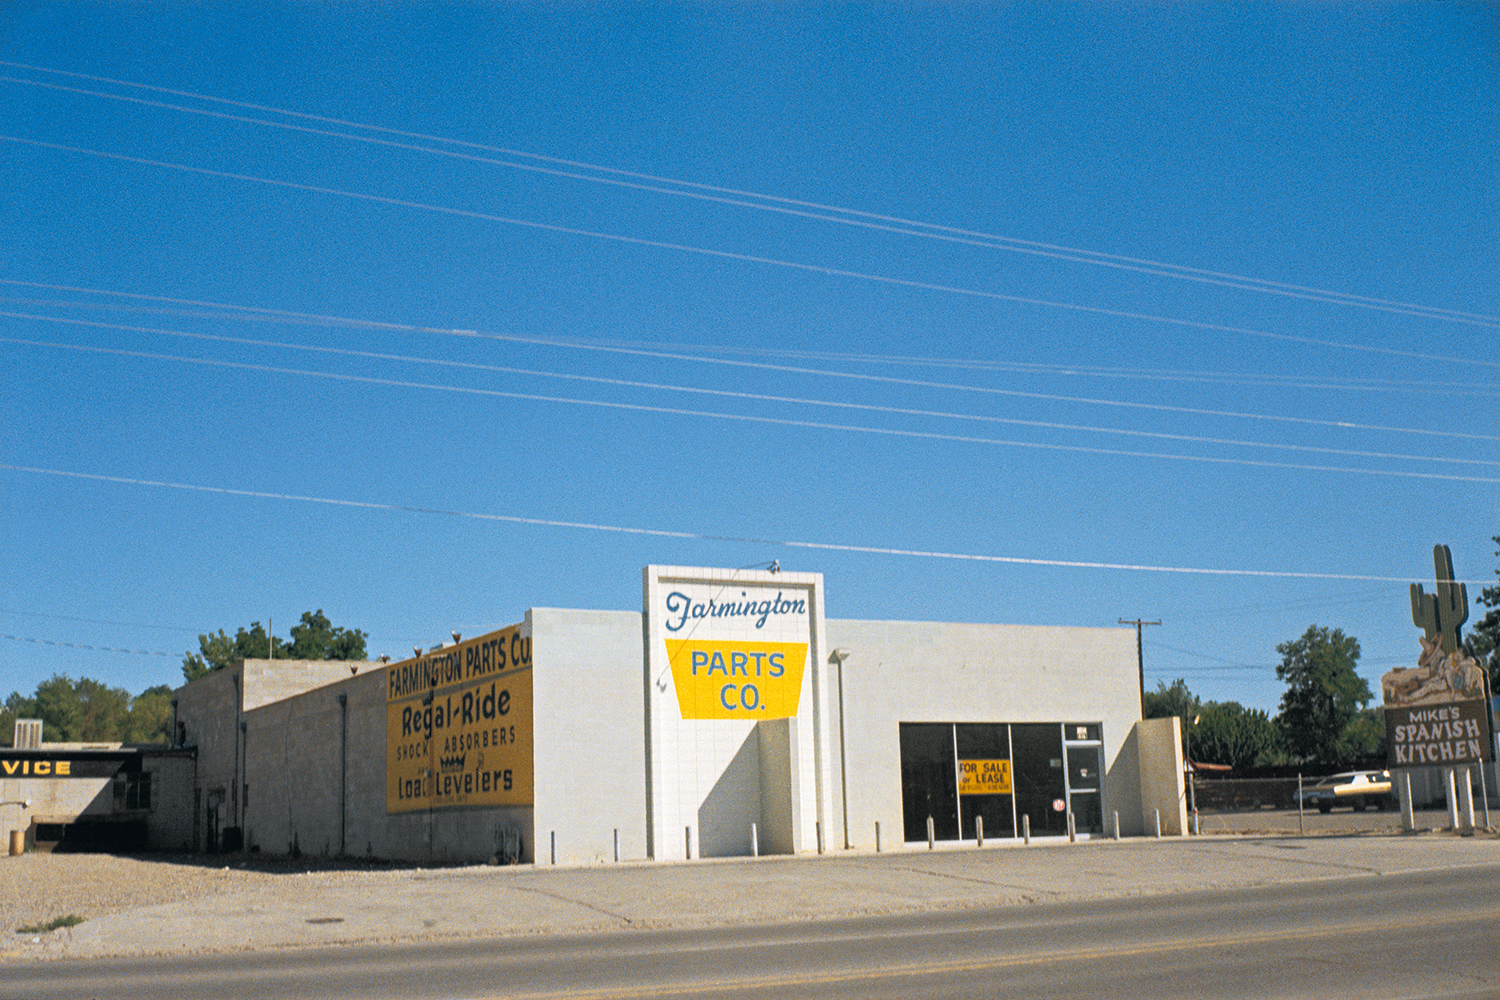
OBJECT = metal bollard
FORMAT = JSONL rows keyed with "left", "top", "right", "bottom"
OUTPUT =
{"left": 1112, "top": 811, "right": 1120, "bottom": 841}
{"left": 927, "top": 815, "right": 935, "bottom": 850}
{"left": 816, "top": 820, "right": 825, "bottom": 855}
{"left": 550, "top": 830, "right": 557, "bottom": 865}
{"left": 1022, "top": 813, "right": 1031, "bottom": 844}
{"left": 750, "top": 822, "right": 759, "bottom": 857}
{"left": 1154, "top": 808, "right": 1161, "bottom": 839}
{"left": 875, "top": 820, "right": 881, "bottom": 853}
{"left": 613, "top": 828, "right": 620, "bottom": 863}
{"left": 1067, "top": 811, "right": 1076, "bottom": 842}
{"left": 976, "top": 815, "right": 984, "bottom": 847}
{"left": 685, "top": 826, "right": 693, "bottom": 860}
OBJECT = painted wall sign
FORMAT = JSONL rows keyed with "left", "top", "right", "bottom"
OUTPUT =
{"left": 958, "top": 759, "right": 1012, "bottom": 795}
{"left": 385, "top": 623, "right": 534, "bottom": 814}
{"left": 0, "top": 753, "right": 135, "bottom": 779}
{"left": 662, "top": 590, "right": 808, "bottom": 632}
{"left": 664, "top": 639, "right": 808, "bottom": 719}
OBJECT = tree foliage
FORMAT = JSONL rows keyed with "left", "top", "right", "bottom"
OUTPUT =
{"left": 1463, "top": 534, "right": 1500, "bottom": 694}
{"left": 1275, "top": 625, "right": 1372, "bottom": 766}
{"left": 1189, "top": 702, "right": 1284, "bottom": 770}
{"left": 0, "top": 675, "right": 173, "bottom": 745}
{"left": 182, "top": 610, "right": 367, "bottom": 681}
{"left": 1143, "top": 678, "right": 1200, "bottom": 720}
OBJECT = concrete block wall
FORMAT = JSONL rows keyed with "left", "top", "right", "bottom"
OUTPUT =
{"left": 1134, "top": 716, "right": 1187, "bottom": 835}
{"left": 824, "top": 618, "right": 1143, "bottom": 846}
{"left": 643, "top": 567, "right": 832, "bottom": 860}
{"left": 143, "top": 752, "right": 197, "bottom": 851}
{"left": 529, "top": 608, "right": 646, "bottom": 865}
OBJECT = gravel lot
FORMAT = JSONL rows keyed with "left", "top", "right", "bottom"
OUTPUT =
{"left": 0, "top": 853, "right": 411, "bottom": 937}
{"left": 4, "top": 810, "right": 1492, "bottom": 940}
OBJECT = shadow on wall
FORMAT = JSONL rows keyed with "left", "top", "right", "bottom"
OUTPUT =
{"left": 698, "top": 730, "right": 761, "bottom": 857}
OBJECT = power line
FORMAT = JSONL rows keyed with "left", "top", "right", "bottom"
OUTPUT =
{"left": 6, "top": 336, "right": 1496, "bottom": 483}
{"left": 6, "top": 314, "right": 1495, "bottom": 469}
{"left": 5, "top": 135, "right": 1497, "bottom": 374}
{"left": 4, "top": 285, "right": 1495, "bottom": 442}
{"left": 3, "top": 63, "right": 1494, "bottom": 328}
{"left": 2, "top": 463, "right": 1492, "bottom": 584}
{"left": 9, "top": 292, "right": 1499, "bottom": 399}
{"left": 0, "top": 607, "right": 199, "bottom": 633}
{"left": 1, "top": 633, "right": 174, "bottom": 657}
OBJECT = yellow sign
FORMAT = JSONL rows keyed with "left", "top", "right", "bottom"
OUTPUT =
{"left": 664, "top": 639, "right": 808, "bottom": 719}
{"left": 959, "top": 759, "right": 1012, "bottom": 795}
{"left": 386, "top": 623, "right": 534, "bottom": 814}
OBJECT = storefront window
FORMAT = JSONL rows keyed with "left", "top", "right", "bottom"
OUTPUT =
{"left": 899, "top": 723, "right": 958, "bottom": 842}
{"left": 899, "top": 721, "right": 1103, "bottom": 842}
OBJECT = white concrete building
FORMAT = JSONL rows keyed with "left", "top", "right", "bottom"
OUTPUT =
{"left": 172, "top": 565, "right": 1183, "bottom": 864}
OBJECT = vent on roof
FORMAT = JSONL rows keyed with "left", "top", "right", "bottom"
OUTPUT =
{"left": 13, "top": 719, "right": 42, "bottom": 749}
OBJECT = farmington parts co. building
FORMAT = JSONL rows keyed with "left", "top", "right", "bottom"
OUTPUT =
{"left": 163, "top": 565, "right": 1190, "bottom": 864}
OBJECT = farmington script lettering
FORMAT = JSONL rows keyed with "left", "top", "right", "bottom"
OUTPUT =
{"left": 663, "top": 590, "right": 807, "bottom": 632}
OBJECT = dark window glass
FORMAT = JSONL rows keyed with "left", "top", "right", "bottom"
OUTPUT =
{"left": 899, "top": 723, "right": 958, "bottom": 842}
{"left": 1067, "top": 746, "right": 1101, "bottom": 791}
{"left": 1070, "top": 791, "right": 1103, "bottom": 833}
{"left": 1010, "top": 723, "right": 1067, "bottom": 835}
{"left": 956, "top": 723, "right": 1013, "bottom": 839}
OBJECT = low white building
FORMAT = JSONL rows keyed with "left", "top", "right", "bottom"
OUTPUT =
{"left": 0, "top": 725, "right": 195, "bottom": 853}
{"left": 172, "top": 565, "right": 1186, "bottom": 864}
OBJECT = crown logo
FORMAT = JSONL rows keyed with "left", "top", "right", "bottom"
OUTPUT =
{"left": 439, "top": 753, "right": 466, "bottom": 772}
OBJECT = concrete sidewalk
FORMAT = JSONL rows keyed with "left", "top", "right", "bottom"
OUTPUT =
{"left": 7, "top": 832, "right": 1499, "bottom": 961}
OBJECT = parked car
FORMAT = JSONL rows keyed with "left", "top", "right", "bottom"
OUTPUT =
{"left": 1299, "top": 771, "right": 1395, "bottom": 813}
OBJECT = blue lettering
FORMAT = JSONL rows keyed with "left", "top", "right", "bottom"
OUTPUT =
{"left": 741, "top": 684, "right": 761, "bottom": 710}
{"left": 707, "top": 651, "right": 728, "bottom": 676}
{"left": 691, "top": 650, "right": 709, "bottom": 675}
{"left": 664, "top": 591, "right": 692, "bottom": 632}
{"left": 769, "top": 652, "right": 784, "bottom": 678}
{"left": 721, "top": 684, "right": 738, "bottom": 710}
{"left": 730, "top": 651, "right": 748, "bottom": 676}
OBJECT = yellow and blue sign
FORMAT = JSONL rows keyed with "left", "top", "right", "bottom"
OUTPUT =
{"left": 664, "top": 639, "right": 808, "bottom": 719}
{"left": 386, "top": 623, "right": 534, "bottom": 814}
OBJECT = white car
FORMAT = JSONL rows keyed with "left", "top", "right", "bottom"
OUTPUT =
{"left": 1300, "top": 771, "right": 1394, "bottom": 813}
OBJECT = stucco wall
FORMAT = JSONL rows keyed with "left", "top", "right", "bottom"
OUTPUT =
{"left": 825, "top": 618, "right": 1143, "bottom": 844}
{"left": 1135, "top": 716, "right": 1187, "bottom": 835}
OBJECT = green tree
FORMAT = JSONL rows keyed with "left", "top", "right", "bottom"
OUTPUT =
{"left": 1462, "top": 534, "right": 1499, "bottom": 694}
{"left": 182, "top": 621, "right": 285, "bottom": 681}
{"left": 1, "top": 678, "right": 177, "bottom": 745}
{"left": 1190, "top": 702, "right": 1284, "bottom": 770}
{"left": 0, "top": 691, "right": 39, "bottom": 746}
{"left": 284, "top": 610, "right": 368, "bottom": 662}
{"left": 1143, "top": 678, "right": 1200, "bottom": 720}
{"left": 125, "top": 684, "right": 175, "bottom": 744}
{"left": 10, "top": 674, "right": 132, "bottom": 743}
{"left": 181, "top": 610, "right": 371, "bottom": 681}
{"left": 1275, "top": 625, "right": 1372, "bottom": 766}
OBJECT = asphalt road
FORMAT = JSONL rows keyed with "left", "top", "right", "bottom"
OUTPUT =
{"left": 8, "top": 864, "right": 1496, "bottom": 1000}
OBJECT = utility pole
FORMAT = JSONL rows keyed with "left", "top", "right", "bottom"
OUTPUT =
{"left": 1118, "top": 618, "right": 1161, "bottom": 717}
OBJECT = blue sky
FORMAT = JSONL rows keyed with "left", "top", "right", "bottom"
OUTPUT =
{"left": 2, "top": 3, "right": 1495, "bottom": 715}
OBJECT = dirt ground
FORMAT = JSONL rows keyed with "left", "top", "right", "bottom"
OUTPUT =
{"left": 0, "top": 852, "right": 415, "bottom": 936}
